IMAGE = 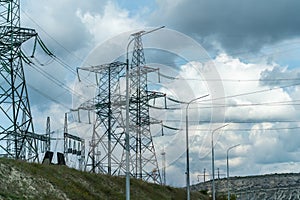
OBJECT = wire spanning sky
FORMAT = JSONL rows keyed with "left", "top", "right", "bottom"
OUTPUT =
{"left": 19, "top": 0, "right": 300, "bottom": 186}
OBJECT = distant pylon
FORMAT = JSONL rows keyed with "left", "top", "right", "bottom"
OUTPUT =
{"left": 161, "top": 149, "right": 166, "bottom": 185}
{"left": 45, "top": 117, "right": 51, "bottom": 152}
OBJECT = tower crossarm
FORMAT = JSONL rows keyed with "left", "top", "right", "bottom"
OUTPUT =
{"left": 6, "top": 131, "right": 49, "bottom": 141}
{"left": 148, "top": 118, "right": 162, "bottom": 125}
{"left": 143, "top": 66, "right": 159, "bottom": 73}
{"left": 77, "top": 98, "right": 97, "bottom": 111}
{"left": 0, "top": 26, "right": 36, "bottom": 47}
{"left": 147, "top": 91, "right": 166, "bottom": 100}
{"left": 77, "top": 61, "right": 126, "bottom": 82}
{"left": 74, "top": 96, "right": 126, "bottom": 112}
{"left": 129, "top": 65, "right": 158, "bottom": 76}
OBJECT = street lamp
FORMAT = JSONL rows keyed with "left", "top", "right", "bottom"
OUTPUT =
{"left": 212, "top": 124, "right": 229, "bottom": 200}
{"left": 227, "top": 144, "right": 240, "bottom": 200}
{"left": 125, "top": 26, "right": 165, "bottom": 200}
{"left": 185, "top": 94, "right": 209, "bottom": 200}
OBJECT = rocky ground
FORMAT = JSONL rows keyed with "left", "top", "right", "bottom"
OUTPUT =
{"left": 192, "top": 173, "right": 300, "bottom": 199}
{"left": 0, "top": 158, "right": 207, "bottom": 200}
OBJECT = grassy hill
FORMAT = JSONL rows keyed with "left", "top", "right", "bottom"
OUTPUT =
{"left": 0, "top": 158, "right": 208, "bottom": 200}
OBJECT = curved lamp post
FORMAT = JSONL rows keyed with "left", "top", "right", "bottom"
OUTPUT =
{"left": 227, "top": 144, "right": 240, "bottom": 200}
{"left": 212, "top": 124, "right": 229, "bottom": 200}
{"left": 185, "top": 94, "right": 209, "bottom": 200}
{"left": 125, "top": 26, "right": 165, "bottom": 200}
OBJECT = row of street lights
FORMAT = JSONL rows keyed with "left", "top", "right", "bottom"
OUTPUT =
{"left": 185, "top": 95, "right": 209, "bottom": 200}
{"left": 227, "top": 144, "right": 240, "bottom": 200}
{"left": 212, "top": 124, "right": 229, "bottom": 200}
{"left": 124, "top": 26, "right": 237, "bottom": 200}
{"left": 185, "top": 97, "right": 240, "bottom": 200}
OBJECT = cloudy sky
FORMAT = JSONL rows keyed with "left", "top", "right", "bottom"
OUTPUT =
{"left": 19, "top": 0, "right": 300, "bottom": 186}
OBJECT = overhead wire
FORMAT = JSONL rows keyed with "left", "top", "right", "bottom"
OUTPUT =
{"left": 185, "top": 99, "right": 300, "bottom": 110}
{"left": 188, "top": 126, "right": 300, "bottom": 132}
{"left": 156, "top": 70, "right": 300, "bottom": 82}
{"left": 25, "top": 58, "right": 87, "bottom": 102}
{"left": 164, "top": 80, "right": 300, "bottom": 105}
{"left": 21, "top": 10, "right": 87, "bottom": 66}
{"left": 146, "top": 39, "right": 300, "bottom": 68}
{"left": 148, "top": 94, "right": 300, "bottom": 110}
{"left": 27, "top": 83, "right": 71, "bottom": 110}
{"left": 19, "top": 27, "right": 96, "bottom": 106}
{"left": 22, "top": 6, "right": 300, "bottom": 84}
{"left": 21, "top": 6, "right": 300, "bottom": 150}
{"left": 22, "top": 9, "right": 112, "bottom": 87}
{"left": 159, "top": 119, "right": 300, "bottom": 123}
{"left": 22, "top": 9, "right": 97, "bottom": 87}
{"left": 22, "top": 8, "right": 300, "bottom": 112}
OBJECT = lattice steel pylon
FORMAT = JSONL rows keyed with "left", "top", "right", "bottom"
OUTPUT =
{"left": 75, "top": 32, "right": 162, "bottom": 184}
{"left": 76, "top": 62, "right": 126, "bottom": 174}
{"left": 0, "top": 0, "right": 40, "bottom": 160}
{"left": 124, "top": 31, "right": 161, "bottom": 183}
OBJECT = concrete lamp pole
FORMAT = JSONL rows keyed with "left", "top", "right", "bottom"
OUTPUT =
{"left": 212, "top": 124, "right": 229, "bottom": 200}
{"left": 227, "top": 144, "right": 240, "bottom": 200}
{"left": 185, "top": 94, "right": 209, "bottom": 200}
{"left": 125, "top": 26, "right": 165, "bottom": 200}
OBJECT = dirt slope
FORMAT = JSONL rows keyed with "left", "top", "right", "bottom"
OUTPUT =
{"left": 0, "top": 158, "right": 208, "bottom": 200}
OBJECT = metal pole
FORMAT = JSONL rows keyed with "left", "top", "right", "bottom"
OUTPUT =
{"left": 125, "top": 26, "right": 165, "bottom": 200}
{"left": 227, "top": 150, "right": 229, "bottom": 200}
{"left": 186, "top": 111, "right": 190, "bottom": 200}
{"left": 227, "top": 144, "right": 240, "bottom": 200}
{"left": 125, "top": 56, "right": 130, "bottom": 200}
{"left": 186, "top": 94, "right": 209, "bottom": 200}
{"left": 212, "top": 124, "right": 229, "bottom": 200}
{"left": 212, "top": 134, "right": 215, "bottom": 200}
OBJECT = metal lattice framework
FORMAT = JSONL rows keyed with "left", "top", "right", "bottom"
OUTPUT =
{"left": 74, "top": 32, "right": 163, "bottom": 184}
{"left": 77, "top": 61, "right": 126, "bottom": 174}
{"left": 44, "top": 116, "right": 51, "bottom": 153}
{"left": 125, "top": 32, "right": 161, "bottom": 183}
{"left": 0, "top": 0, "right": 48, "bottom": 160}
{"left": 63, "top": 112, "right": 85, "bottom": 170}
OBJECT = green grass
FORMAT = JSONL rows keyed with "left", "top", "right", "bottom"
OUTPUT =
{"left": 0, "top": 158, "right": 208, "bottom": 200}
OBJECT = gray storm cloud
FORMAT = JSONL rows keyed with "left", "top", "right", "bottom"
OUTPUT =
{"left": 152, "top": 0, "right": 300, "bottom": 52}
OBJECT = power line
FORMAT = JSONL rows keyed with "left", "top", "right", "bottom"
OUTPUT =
{"left": 175, "top": 81, "right": 300, "bottom": 104}
{"left": 158, "top": 119, "right": 300, "bottom": 123}
{"left": 149, "top": 95, "right": 300, "bottom": 110}
{"left": 27, "top": 62, "right": 87, "bottom": 102}
{"left": 21, "top": 9, "right": 97, "bottom": 85}
{"left": 190, "top": 100, "right": 300, "bottom": 109}
{"left": 21, "top": 10, "right": 87, "bottom": 66}
{"left": 185, "top": 126, "right": 300, "bottom": 132}
{"left": 27, "top": 84, "right": 71, "bottom": 110}
{"left": 156, "top": 72, "right": 300, "bottom": 82}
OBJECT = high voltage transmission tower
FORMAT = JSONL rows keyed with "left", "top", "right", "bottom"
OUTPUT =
{"left": 125, "top": 31, "right": 162, "bottom": 183}
{"left": 75, "top": 31, "right": 164, "bottom": 184}
{"left": 76, "top": 61, "right": 126, "bottom": 174}
{"left": 0, "top": 0, "right": 48, "bottom": 160}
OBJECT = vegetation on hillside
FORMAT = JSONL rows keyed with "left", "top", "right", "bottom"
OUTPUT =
{"left": 0, "top": 158, "right": 208, "bottom": 200}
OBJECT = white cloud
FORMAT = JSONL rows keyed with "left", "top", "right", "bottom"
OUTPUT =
{"left": 16, "top": 1, "right": 300, "bottom": 188}
{"left": 32, "top": 103, "right": 66, "bottom": 134}
{"left": 76, "top": 1, "right": 144, "bottom": 45}
{"left": 152, "top": 53, "right": 300, "bottom": 187}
